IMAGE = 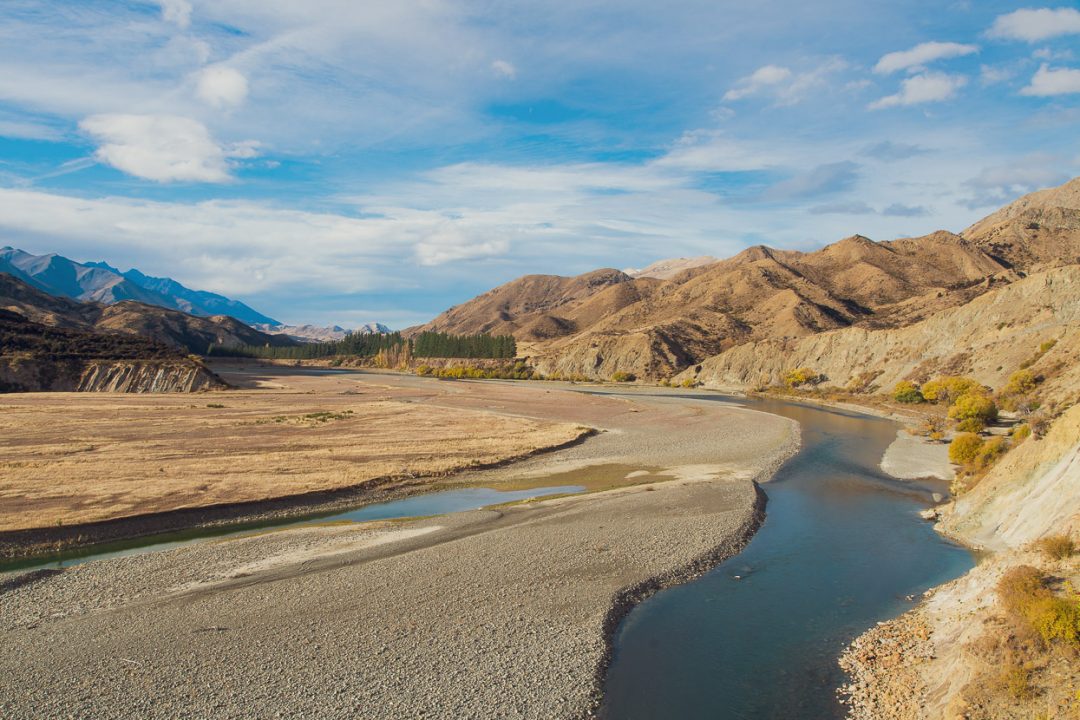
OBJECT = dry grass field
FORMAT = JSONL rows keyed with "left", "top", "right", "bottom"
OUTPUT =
{"left": 0, "top": 368, "right": 589, "bottom": 532}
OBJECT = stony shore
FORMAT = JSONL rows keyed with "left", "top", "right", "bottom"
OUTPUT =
{"left": 0, "top": 372, "right": 798, "bottom": 719}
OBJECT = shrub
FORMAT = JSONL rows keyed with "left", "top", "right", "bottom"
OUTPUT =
{"left": 611, "top": 371, "right": 636, "bottom": 383}
{"left": 784, "top": 367, "right": 821, "bottom": 388}
{"left": 921, "top": 376, "right": 982, "bottom": 404}
{"left": 999, "top": 660, "right": 1033, "bottom": 700}
{"left": 998, "top": 565, "right": 1080, "bottom": 647}
{"left": 949, "top": 433, "right": 984, "bottom": 465}
{"left": 1020, "top": 338, "right": 1058, "bottom": 369}
{"left": 973, "top": 436, "right": 1007, "bottom": 471}
{"left": 1011, "top": 424, "right": 1032, "bottom": 443}
{"left": 892, "top": 380, "right": 924, "bottom": 403}
{"left": 912, "top": 416, "right": 947, "bottom": 441}
{"left": 206, "top": 403, "right": 225, "bottom": 409}
{"left": 949, "top": 391, "right": 998, "bottom": 424}
{"left": 1035, "top": 534, "right": 1076, "bottom": 561}
{"left": 955, "top": 417, "right": 985, "bottom": 433}
{"left": 1003, "top": 369, "right": 1038, "bottom": 396}
{"left": 680, "top": 378, "right": 699, "bottom": 388}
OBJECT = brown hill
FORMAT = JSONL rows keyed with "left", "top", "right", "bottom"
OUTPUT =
{"left": 962, "top": 176, "right": 1080, "bottom": 270}
{"left": 0, "top": 273, "right": 291, "bottom": 355}
{"left": 418, "top": 177, "right": 1079, "bottom": 380}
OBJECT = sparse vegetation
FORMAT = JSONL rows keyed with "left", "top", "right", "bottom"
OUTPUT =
{"left": 1019, "top": 338, "right": 1057, "bottom": 369}
{"left": 911, "top": 415, "right": 947, "bottom": 442}
{"left": 416, "top": 361, "right": 537, "bottom": 380}
{"left": 784, "top": 367, "right": 822, "bottom": 388}
{"left": 997, "top": 565, "right": 1080, "bottom": 647}
{"left": 611, "top": 371, "right": 636, "bottom": 383}
{"left": 1034, "top": 534, "right": 1076, "bottom": 561}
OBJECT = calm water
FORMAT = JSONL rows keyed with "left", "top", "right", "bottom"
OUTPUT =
{"left": 600, "top": 395, "right": 974, "bottom": 720}
{"left": 0, "top": 485, "right": 583, "bottom": 574}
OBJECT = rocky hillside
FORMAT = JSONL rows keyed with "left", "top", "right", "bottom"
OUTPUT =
{"left": 417, "top": 177, "right": 1079, "bottom": 382}
{"left": 682, "top": 265, "right": 1080, "bottom": 404}
{"left": 962, "top": 176, "right": 1080, "bottom": 270}
{"left": 0, "top": 308, "right": 224, "bottom": 393}
{"left": 0, "top": 273, "right": 292, "bottom": 355}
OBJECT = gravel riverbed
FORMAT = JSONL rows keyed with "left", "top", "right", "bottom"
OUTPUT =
{"left": 0, "top": 379, "right": 797, "bottom": 719}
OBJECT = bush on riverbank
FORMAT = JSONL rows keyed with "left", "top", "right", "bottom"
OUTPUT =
{"left": 997, "top": 565, "right": 1080, "bottom": 647}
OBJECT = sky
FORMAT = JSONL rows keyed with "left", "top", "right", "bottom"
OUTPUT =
{"left": 0, "top": 1, "right": 1078, "bottom": 328}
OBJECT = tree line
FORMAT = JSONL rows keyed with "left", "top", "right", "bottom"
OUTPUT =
{"left": 207, "top": 330, "right": 516, "bottom": 360}
{"left": 412, "top": 331, "right": 516, "bottom": 359}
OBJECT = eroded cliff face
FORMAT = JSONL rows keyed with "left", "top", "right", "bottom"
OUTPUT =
{"left": 0, "top": 358, "right": 225, "bottom": 393}
{"left": 682, "top": 266, "right": 1080, "bottom": 398}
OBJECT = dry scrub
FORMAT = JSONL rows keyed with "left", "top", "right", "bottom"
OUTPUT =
{"left": 0, "top": 378, "right": 588, "bottom": 532}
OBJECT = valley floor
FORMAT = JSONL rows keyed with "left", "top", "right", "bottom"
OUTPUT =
{"left": 0, "top": 369, "right": 798, "bottom": 719}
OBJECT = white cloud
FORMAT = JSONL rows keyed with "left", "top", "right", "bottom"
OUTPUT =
{"left": 158, "top": 0, "right": 192, "bottom": 29}
{"left": 724, "top": 65, "right": 792, "bottom": 100}
{"left": 1021, "top": 63, "right": 1080, "bottom": 96}
{"left": 491, "top": 59, "right": 516, "bottom": 79}
{"left": 196, "top": 66, "right": 249, "bottom": 109}
{"left": 722, "top": 59, "right": 846, "bottom": 106}
{"left": 869, "top": 72, "right": 967, "bottom": 110}
{"left": 988, "top": 7, "right": 1080, "bottom": 42}
{"left": 79, "top": 114, "right": 256, "bottom": 183}
{"left": 874, "top": 42, "right": 979, "bottom": 74}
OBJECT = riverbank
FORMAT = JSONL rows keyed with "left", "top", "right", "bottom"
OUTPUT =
{"left": 0, "top": 365, "right": 595, "bottom": 559}
{"left": 0, "top": 371, "right": 798, "bottom": 719}
{"left": 839, "top": 404, "right": 1080, "bottom": 719}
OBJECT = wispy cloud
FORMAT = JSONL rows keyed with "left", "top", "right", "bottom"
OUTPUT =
{"left": 869, "top": 72, "right": 967, "bottom": 110}
{"left": 723, "top": 59, "right": 846, "bottom": 105}
{"left": 874, "top": 42, "right": 978, "bottom": 74}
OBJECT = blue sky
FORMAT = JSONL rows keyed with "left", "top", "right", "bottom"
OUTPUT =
{"left": 0, "top": 1, "right": 1078, "bottom": 327}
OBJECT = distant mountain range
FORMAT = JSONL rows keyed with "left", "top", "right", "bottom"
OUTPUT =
{"left": 0, "top": 272, "right": 292, "bottom": 356}
{"left": 251, "top": 322, "right": 393, "bottom": 343}
{"left": 0, "top": 247, "right": 279, "bottom": 326}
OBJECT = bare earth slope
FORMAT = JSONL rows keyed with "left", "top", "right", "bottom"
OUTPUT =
{"left": 684, "top": 265, "right": 1080, "bottom": 401}
{"left": 962, "top": 176, "right": 1080, "bottom": 270}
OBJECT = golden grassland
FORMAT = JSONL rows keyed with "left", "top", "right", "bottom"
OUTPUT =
{"left": 0, "top": 376, "right": 588, "bottom": 532}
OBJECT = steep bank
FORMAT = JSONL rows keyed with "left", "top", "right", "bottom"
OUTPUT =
{"left": 840, "top": 405, "right": 1080, "bottom": 719}
{"left": 0, "top": 357, "right": 224, "bottom": 393}
{"left": 683, "top": 265, "right": 1079, "bottom": 397}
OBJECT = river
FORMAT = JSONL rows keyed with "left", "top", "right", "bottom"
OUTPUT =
{"left": 599, "top": 394, "right": 974, "bottom": 719}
